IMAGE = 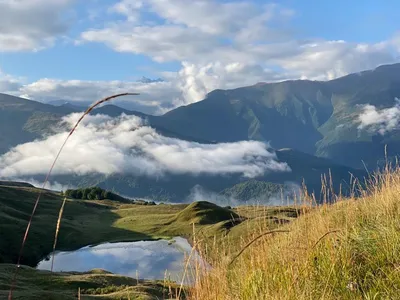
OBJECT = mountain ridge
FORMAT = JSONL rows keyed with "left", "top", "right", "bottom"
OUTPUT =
{"left": 154, "top": 62, "right": 400, "bottom": 168}
{"left": 2, "top": 63, "right": 400, "bottom": 201}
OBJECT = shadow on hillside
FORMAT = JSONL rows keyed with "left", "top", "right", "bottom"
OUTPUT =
{"left": 0, "top": 186, "right": 154, "bottom": 267}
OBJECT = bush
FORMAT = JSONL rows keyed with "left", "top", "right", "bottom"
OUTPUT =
{"left": 65, "top": 187, "right": 130, "bottom": 203}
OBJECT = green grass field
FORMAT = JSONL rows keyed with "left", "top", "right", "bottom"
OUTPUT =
{"left": 0, "top": 264, "right": 181, "bottom": 300}
{"left": 0, "top": 183, "right": 299, "bottom": 299}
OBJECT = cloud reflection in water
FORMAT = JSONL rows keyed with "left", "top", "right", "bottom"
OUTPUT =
{"left": 37, "top": 237, "right": 205, "bottom": 283}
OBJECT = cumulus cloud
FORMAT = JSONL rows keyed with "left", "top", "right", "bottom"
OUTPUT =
{"left": 72, "top": 0, "right": 400, "bottom": 112}
{"left": 276, "top": 40, "right": 398, "bottom": 80}
{"left": 0, "top": 69, "right": 22, "bottom": 93}
{"left": 11, "top": 61, "right": 288, "bottom": 114}
{"left": 18, "top": 78, "right": 181, "bottom": 114}
{"left": 0, "top": 0, "right": 74, "bottom": 51}
{"left": 80, "top": 1, "right": 400, "bottom": 77}
{"left": 0, "top": 113, "right": 290, "bottom": 179}
{"left": 171, "top": 62, "right": 287, "bottom": 107}
{"left": 13, "top": 178, "right": 76, "bottom": 192}
{"left": 81, "top": 25, "right": 221, "bottom": 63}
{"left": 358, "top": 98, "right": 400, "bottom": 134}
{"left": 79, "top": 1, "right": 294, "bottom": 65}
{"left": 3, "top": 0, "right": 400, "bottom": 115}
{"left": 147, "top": 0, "right": 269, "bottom": 36}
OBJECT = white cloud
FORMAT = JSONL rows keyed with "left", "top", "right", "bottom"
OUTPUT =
{"left": 9, "top": 61, "right": 287, "bottom": 114}
{"left": 37, "top": 237, "right": 203, "bottom": 283}
{"left": 79, "top": 1, "right": 293, "bottom": 65}
{"left": 0, "top": 0, "right": 74, "bottom": 51}
{"left": 79, "top": 1, "right": 400, "bottom": 74}
{"left": 358, "top": 98, "right": 400, "bottom": 135}
{"left": 74, "top": 0, "right": 400, "bottom": 112}
{"left": 0, "top": 113, "right": 290, "bottom": 179}
{"left": 3, "top": 1, "right": 400, "bottom": 114}
{"left": 170, "top": 61, "right": 288, "bottom": 109}
{"left": 81, "top": 24, "right": 220, "bottom": 63}
{"left": 0, "top": 69, "right": 22, "bottom": 93}
{"left": 275, "top": 40, "right": 398, "bottom": 80}
{"left": 187, "top": 183, "right": 301, "bottom": 207}
{"left": 18, "top": 78, "right": 181, "bottom": 114}
{"left": 109, "top": 0, "right": 144, "bottom": 22}
{"left": 13, "top": 178, "right": 76, "bottom": 192}
{"left": 147, "top": 0, "right": 263, "bottom": 36}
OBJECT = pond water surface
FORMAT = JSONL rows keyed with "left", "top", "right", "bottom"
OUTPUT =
{"left": 37, "top": 237, "right": 205, "bottom": 283}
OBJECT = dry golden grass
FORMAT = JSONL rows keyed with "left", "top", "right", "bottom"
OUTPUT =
{"left": 51, "top": 196, "right": 66, "bottom": 271}
{"left": 189, "top": 165, "right": 400, "bottom": 299}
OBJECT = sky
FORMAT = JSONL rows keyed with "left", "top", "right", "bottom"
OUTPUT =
{"left": 1, "top": 0, "right": 400, "bottom": 114}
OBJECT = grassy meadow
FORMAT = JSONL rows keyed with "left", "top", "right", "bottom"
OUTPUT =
{"left": 4, "top": 166, "right": 400, "bottom": 299}
{"left": 0, "top": 264, "right": 181, "bottom": 300}
{"left": 191, "top": 167, "right": 400, "bottom": 299}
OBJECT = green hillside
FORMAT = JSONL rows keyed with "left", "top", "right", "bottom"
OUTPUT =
{"left": 0, "top": 265, "right": 180, "bottom": 300}
{"left": 220, "top": 180, "right": 285, "bottom": 202}
{"left": 0, "top": 183, "right": 298, "bottom": 299}
{"left": 0, "top": 183, "right": 243, "bottom": 266}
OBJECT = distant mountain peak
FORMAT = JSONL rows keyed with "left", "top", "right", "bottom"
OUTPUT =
{"left": 137, "top": 76, "right": 164, "bottom": 83}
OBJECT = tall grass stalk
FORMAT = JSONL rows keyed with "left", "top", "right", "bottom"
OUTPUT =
{"left": 8, "top": 93, "right": 139, "bottom": 300}
{"left": 50, "top": 197, "right": 66, "bottom": 272}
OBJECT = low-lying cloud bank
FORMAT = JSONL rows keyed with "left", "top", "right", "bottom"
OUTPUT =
{"left": 358, "top": 98, "right": 400, "bottom": 134}
{"left": 0, "top": 113, "right": 290, "bottom": 180}
{"left": 187, "top": 183, "right": 301, "bottom": 207}
{"left": 16, "top": 178, "right": 76, "bottom": 192}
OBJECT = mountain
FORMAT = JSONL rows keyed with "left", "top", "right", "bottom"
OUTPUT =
{"left": 0, "top": 95, "right": 359, "bottom": 202}
{"left": 151, "top": 63, "right": 400, "bottom": 169}
{"left": 153, "top": 80, "right": 330, "bottom": 153}
{"left": 47, "top": 100, "right": 87, "bottom": 110}
{"left": 220, "top": 180, "right": 285, "bottom": 202}
{"left": 0, "top": 94, "right": 210, "bottom": 156}
{"left": 136, "top": 76, "right": 164, "bottom": 83}
{"left": 0, "top": 93, "right": 79, "bottom": 154}
{"left": 5, "top": 63, "right": 400, "bottom": 169}
{"left": 6, "top": 63, "right": 400, "bottom": 202}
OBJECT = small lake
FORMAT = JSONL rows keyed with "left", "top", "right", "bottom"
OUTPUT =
{"left": 37, "top": 237, "right": 206, "bottom": 283}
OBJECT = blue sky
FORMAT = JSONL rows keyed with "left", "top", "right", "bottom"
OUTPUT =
{"left": 0, "top": 0, "right": 399, "bottom": 114}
